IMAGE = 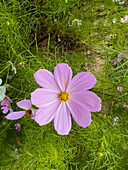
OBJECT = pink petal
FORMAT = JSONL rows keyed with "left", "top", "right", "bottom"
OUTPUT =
{"left": 31, "top": 109, "right": 37, "bottom": 119}
{"left": 54, "top": 101, "right": 71, "bottom": 135}
{"left": 17, "top": 99, "right": 31, "bottom": 110}
{"left": 1, "top": 107, "right": 8, "bottom": 114}
{"left": 31, "top": 88, "right": 59, "bottom": 107}
{"left": 70, "top": 91, "right": 101, "bottom": 112}
{"left": 10, "top": 108, "right": 13, "bottom": 113}
{"left": 67, "top": 72, "right": 96, "bottom": 93}
{"left": 5, "top": 111, "right": 26, "bottom": 120}
{"left": 54, "top": 63, "right": 72, "bottom": 91}
{"left": 34, "top": 69, "right": 60, "bottom": 93}
{"left": 66, "top": 99, "right": 92, "bottom": 128}
{"left": 34, "top": 99, "right": 60, "bottom": 126}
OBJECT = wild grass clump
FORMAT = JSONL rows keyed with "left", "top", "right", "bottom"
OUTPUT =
{"left": 0, "top": 0, "right": 128, "bottom": 169}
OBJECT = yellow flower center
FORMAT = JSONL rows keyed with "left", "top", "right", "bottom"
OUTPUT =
{"left": 75, "top": 20, "right": 78, "bottom": 24}
{"left": 7, "top": 106, "right": 10, "bottom": 110}
{"left": 4, "top": 97, "right": 8, "bottom": 101}
{"left": 59, "top": 91, "right": 69, "bottom": 102}
{"left": 25, "top": 109, "right": 32, "bottom": 116}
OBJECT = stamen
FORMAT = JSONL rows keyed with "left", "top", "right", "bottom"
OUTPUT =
{"left": 7, "top": 106, "right": 11, "bottom": 110}
{"left": 25, "top": 109, "right": 32, "bottom": 117}
{"left": 59, "top": 91, "right": 69, "bottom": 102}
{"left": 4, "top": 97, "right": 8, "bottom": 101}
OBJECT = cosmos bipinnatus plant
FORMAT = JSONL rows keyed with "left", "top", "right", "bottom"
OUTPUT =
{"left": 6, "top": 63, "right": 101, "bottom": 135}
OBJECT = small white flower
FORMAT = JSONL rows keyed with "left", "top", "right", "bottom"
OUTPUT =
{"left": 0, "top": 79, "right": 6, "bottom": 101}
{"left": 113, "top": 18, "right": 116, "bottom": 23}
{"left": 8, "top": 61, "right": 17, "bottom": 74}
{"left": 72, "top": 19, "right": 82, "bottom": 26}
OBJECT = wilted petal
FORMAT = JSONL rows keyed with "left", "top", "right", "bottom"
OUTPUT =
{"left": 5, "top": 111, "right": 26, "bottom": 120}
{"left": 34, "top": 99, "right": 60, "bottom": 126}
{"left": 70, "top": 91, "right": 101, "bottom": 112}
{"left": 17, "top": 99, "right": 31, "bottom": 110}
{"left": 54, "top": 63, "right": 72, "bottom": 91}
{"left": 67, "top": 72, "right": 96, "bottom": 93}
{"left": 31, "top": 88, "right": 59, "bottom": 107}
{"left": 34, "top": 69, "right": 60, "bottom": 92}
{"left": 67, "top": 99, "right": 92, "bottom": 127}
{"left": 54, "top": 102, "right": 71, "bottom": 135}
{"left": 31, "top": 109, "right": 37, "bottom": 119}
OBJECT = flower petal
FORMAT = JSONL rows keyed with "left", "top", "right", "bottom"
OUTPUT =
{"left": 5, "top": 111, "right": 26, "bottom": 120}
{"left": 66, "top": 99, "right": 92, "bottom": 128}
{"left": 67, "top": 72, "right": 96, "bottom": 93}
{"left": 0, "top": 86, "right": 6, "bottom": 93}
{"left": 0, "top": 92, "right": 5, "bottom": 101}
{"left": 54, "top": 63, "right": 72, "bottom": 91}
{"left": 34, "top": 69, "right": 60, "bottom": 92}
{"left": 54, "top": 101, "right": 71, "bottom": 135}
{"left": 34, "top": 99, "right": 60, "bottom": 126}
{"left": 17, "top": 99, "right": 31, "bottom": 110}
{"left": 31, "top": 109, "right": 37, "bottom": 119}
{"left": 1, "top": 107, "right": 8, "bottom": 114}
{"left": 70, "top": 91, "right": 101, "bottom": 112}
{"left": 31, "top": 88, "right": 59, "bottom": 107}
{"left": 0, "top": 79, "right": 2, "bottom": 85}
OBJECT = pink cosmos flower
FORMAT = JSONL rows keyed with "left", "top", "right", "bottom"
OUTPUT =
{"left": 123, "top": 103, "right": 128, "bottom": 108}
{"left": 114, "top": 117, "right": 119, "bottom": 122}
{"left": 111, "top": 50, "right": 127, "bottom": 65}
{"left": 5, "top": 99, "right": 36, "bottom": 120}
{"left": 14, "top": 123, "right": 21, "bottom": 131}
{"left": 1, "top": 104, "right": 13, "bottom": 114}
{"left": 31, "top": 63, "right": 101, "bottom": 135}
{"left": 1, "top": 96, "right": 12, "bottom": 106}
{"left": 68, "top": 22, "right": 73, "bottom": 26}
{"left": 117, "top": 87, "right": 122, "bottom": 92}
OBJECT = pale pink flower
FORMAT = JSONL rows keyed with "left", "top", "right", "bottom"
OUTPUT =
{"left": 114, "top": 117, "right": 119, "bottom": 122}
{"left": 5, "top": 99, "right": 36, "bottom": 120}
{"left": 121, "top": 15, "right": 128, "bottom": 23}
{"left": 123, "top": 103, "right": 128, "bottom": 108}
{"left": 117, "top": 87, "right": 122, "bottom": 92}
{"left": 31, "top": 63, "right": 101, "bottom": 135}
{"left": 14, "top": 123, "right": 21, "bottom": 131}
{"left": 1, "top": 96, "right": 12, "bottom": 106}
{"left": 1, "top": 104, "right": 13, "bottom": 114}
{"left": 68, "top": 22, "right": 73, "bottom": 26}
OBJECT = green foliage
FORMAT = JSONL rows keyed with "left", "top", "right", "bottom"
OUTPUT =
{"left": 0, "top": 0, "right": 128, "bottom": 169}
